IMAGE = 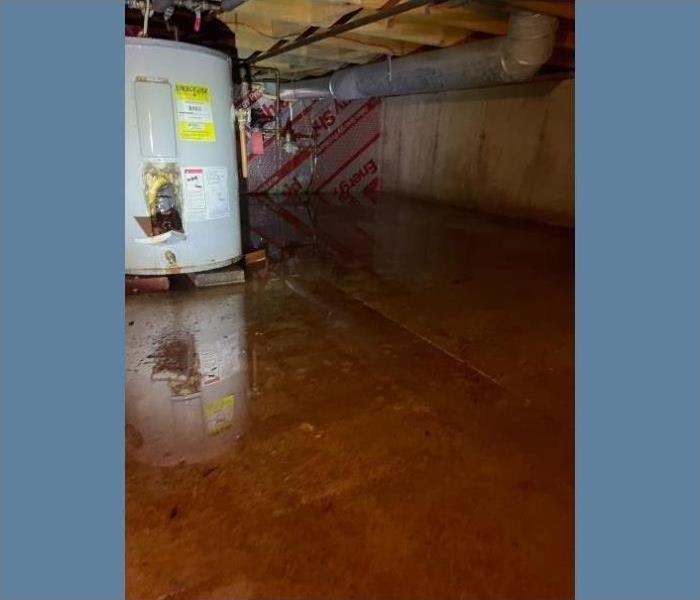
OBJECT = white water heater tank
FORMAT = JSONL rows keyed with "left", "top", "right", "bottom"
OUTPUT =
{"left": 125, "top": 38, "right": 241, "bottom": 275}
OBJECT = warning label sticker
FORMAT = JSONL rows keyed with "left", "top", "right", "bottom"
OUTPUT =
{"left": 174, "top": 83, "right": 216, "bottom": 142}
{"left": 182, "top": 167, "right": 230, "bottom": 222}
{"left": 204, "top": 167, "right": 230, "bottom": 220}
{"left": 182, "top": 167, "right": 206, "bottom": 222}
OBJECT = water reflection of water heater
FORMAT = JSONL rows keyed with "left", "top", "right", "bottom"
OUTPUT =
{"left": 126, "top": 289, "right": 248, "bottom": 467}
{"left": 125, "top": 37, "right": 241, "bottom": 275}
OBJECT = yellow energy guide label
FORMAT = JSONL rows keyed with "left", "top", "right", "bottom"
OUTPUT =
{"left": 174, "top": 83, "right": 216, "bottom": 142}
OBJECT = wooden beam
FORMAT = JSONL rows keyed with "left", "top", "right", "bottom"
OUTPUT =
{"left": 228, "top": 0, "right": 513, "bottom": 47}
{"left": 222, "top": 11, "right": 417, "bottom": 55}
{"left": 232, "top": 27, "right": 381, "bottom": 64}
{"left": 232, "top": 0, "right": 360, "bottom": 29}
{"left": 242, "top": 0, "right": 456, "bottom": 62}
{"left": 333, "top": 13, "right": 471, "bottom": 47}
{"left": 508, "top": 1, "right": 575, "bottom": 20}
{"left": 397, "top": 12, "right": 508, "bottom": 36}
{"left": 339, "top": 32, "right": 421, "bottom": 55}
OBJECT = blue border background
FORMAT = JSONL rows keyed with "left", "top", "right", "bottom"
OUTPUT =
{"left": 1, "top": 1, "right": 700, "bottom": 599}
{"left": 1, "top": 2, "right": 124, "bottom": 599}
{"left": 577, "top": 1, "right": 700, "bottom": 599}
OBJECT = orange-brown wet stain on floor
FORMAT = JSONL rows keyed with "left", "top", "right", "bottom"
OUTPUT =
{"left": 127, "top": 196, "right": 573, "bottom": 599}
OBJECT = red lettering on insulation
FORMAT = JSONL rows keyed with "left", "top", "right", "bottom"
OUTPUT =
{"left": 338, "top": 159, "right": 378, "bottom": 195}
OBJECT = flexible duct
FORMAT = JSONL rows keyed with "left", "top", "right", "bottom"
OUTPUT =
{"left": 278, "top": 10, "right": 557, "bottom": 101}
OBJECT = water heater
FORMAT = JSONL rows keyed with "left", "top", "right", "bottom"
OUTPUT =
{"left": 125, "top": 37, "right": 241, "bottom": 275}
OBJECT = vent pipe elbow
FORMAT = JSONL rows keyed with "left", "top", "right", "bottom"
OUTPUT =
{"left": 279, "top": 10, "right": 558, "bottom": 101}
{"left": 499, "top": 10, "right": 558, "bottom": 81}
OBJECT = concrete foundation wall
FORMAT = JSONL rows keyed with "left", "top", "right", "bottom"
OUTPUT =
{"left": 380, "top": 79, "right": 574, "bottom": 226}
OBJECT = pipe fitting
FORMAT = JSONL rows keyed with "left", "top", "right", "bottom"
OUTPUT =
{"left": 499, "top": 10, "right": 558, "bottom": 81}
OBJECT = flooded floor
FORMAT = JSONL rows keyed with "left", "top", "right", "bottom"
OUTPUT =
{"left": 127, "top": 194, "right": 573, "bottom": 599}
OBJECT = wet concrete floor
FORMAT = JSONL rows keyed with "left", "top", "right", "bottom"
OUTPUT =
{"left": 127, "top": 195, "right": 573, "bottom": 599}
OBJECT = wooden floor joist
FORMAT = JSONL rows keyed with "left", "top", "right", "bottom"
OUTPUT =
{"left": 222, "top": 0, "right": 575, "bottom": 79}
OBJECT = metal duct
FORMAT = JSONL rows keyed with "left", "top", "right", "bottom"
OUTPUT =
{"left": 279, "top": 10, "right": 557, "bottom": 101}
{"left": 279, "top": 76, "right": 333, "bottom": 100}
